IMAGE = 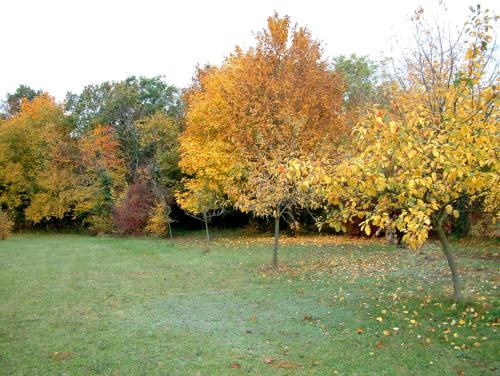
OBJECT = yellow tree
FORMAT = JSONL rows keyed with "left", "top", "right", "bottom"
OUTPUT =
{"left": 306, "top": 6, "right": 499, "bottom": 301}
{"left": 180, "top": 14, "right": 345, "bottom": 267}
{"left": 0, "top": 94, "right": 80, "bottom": 224}
{"left": 178, "top": 68, "right": 232, "bottom": 250}
{"left": 176, "top": 178, "right": 225, "bottom": 251}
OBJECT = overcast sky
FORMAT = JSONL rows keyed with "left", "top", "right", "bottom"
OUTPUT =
{"left": 1, "top": 0, "right": 498, "bottom": 101}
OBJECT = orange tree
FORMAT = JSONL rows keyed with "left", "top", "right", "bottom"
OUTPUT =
{"left": 179, "top": 14, "right": 346, "bottom": 267}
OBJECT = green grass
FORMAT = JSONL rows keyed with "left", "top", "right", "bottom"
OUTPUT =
{"left": 0, "top": 232, "right": 498, "bottom": 375}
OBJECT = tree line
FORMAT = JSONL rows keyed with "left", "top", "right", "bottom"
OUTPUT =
{"left": 1, "top": 7, "right": 498, "bottom": 301}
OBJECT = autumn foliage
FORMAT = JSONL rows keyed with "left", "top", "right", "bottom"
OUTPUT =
{"left": 145, "top": 201, "right": 173, "bottom": 237}
{"left": 0, "top": 210, "right": 13, "bottom": 240}
{"left": 295, "top": 6, "right": 499, "bottom": 301}
{"left": 179, "top": 14, "right": 346, "bottom": 265}
{"left": 0, "top": 94, "right": 81, "bottom": 224}
{"left": 0, "top": 8, "right": 498, "bottom": 301}
{"left": 113, "top": 181, "right": 155, "bottom": 235}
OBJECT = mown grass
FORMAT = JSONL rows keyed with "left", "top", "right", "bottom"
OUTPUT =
{"left": 0, "top": 232, "right": 498, "bottom": 375}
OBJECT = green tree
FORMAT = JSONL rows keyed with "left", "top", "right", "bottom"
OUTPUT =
{"left": 1, "top": 84, "right": 43, "bottom": 117}
{"left": 333, "top": 54, "right": 379, "bottom": 110}
{"left": 65, "top": 76, "right": 181, "bottom": 178}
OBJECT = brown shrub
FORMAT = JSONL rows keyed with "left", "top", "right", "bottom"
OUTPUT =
{"left": 0, "top": 211, "right": 13, "bottom": 240}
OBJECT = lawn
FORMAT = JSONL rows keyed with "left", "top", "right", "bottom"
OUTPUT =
{"left": 0, "top": 232, "right": 498, "bottom": 375}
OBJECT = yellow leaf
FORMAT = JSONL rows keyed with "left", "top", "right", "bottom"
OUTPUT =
{"left": 389, "top": 121, "right": 397, "bottom": 134}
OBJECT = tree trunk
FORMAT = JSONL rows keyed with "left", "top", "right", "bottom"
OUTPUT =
{"left": 273, "top": 212, "right": 280, "bottom": 269}
{"left": 203, "top": 211, "right": 210, "bottom": 252}
{"left": 168, "top": 223, "right": 173, "bottom": 240}
{"left": 435, "top": 222, "right": 461, "bottom": 302}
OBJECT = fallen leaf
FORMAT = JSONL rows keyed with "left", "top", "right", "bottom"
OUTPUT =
{"left": 272, "top": 361, "right": 302, "bottom": 369}
{"left": 303, "top": 315, "right": 311, "bottom": 321}
{"left": 356, "top": 327, "right": 365, "bottom": 334}
{"left": 263, "top": 356, "right": 273, "bottom": 364}
{"left": 250, "top": 315, "right": 256, "bottom": 321}
{"left": 375, "top": 341, "right": 384, "bottom": 349}
{"left": 383, "top": 330, "right": 391, "bottom": 336}
{"left": 50, "top": 352, "right": 73, "bottom": 361}
{"left": 473, "top": 342, "right": 481, "bottom": 347}
{"left": 376, "top": 317, "right": 383, "bottom": 322}
{"left": 231, "top": 363, "right": 241, "bottom": 369}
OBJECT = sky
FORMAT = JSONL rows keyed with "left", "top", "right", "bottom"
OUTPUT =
{"left": 1, "top": 0, "right": 498, "bottom": 101}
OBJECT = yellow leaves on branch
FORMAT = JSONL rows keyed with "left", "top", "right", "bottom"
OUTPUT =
{"left": 299, "top": 8, "right": 499, "bottom": 249}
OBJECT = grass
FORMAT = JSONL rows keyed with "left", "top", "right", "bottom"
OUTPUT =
{"left": 0, "top": 232, "right": 498, "bottom": 375}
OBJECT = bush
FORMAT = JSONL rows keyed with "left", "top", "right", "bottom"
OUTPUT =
{"left": 470, "top": 215, "right": 499, "bottom": 239}
{"left": 0, "top": 211, "right": 13, "bottom": 240}
{"left": 113, "top": 181, "right": 155, "bottom": 235}
{"left": 85, "top": 214, "right": 114, "bottom": 235}
{"left": 145, "top": 202, "right": 173, "bottom": 237}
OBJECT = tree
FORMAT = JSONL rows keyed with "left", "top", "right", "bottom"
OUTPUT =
{"left": 333, "top": 54, "right": 379, "bottom": 111}
{"left": 1, "top": 84, "right": 43, "bottom": 117}
{"left": 305, "top": 6, "right": 499, "bottom": 301}
{"left": 76, "top": 125, "right": 127, "bottom": 233}
{"left": 66, "top": 77, "right": 182, "bottom": 233}
{"left": 180, "top": 14, "right": 346, "bottom": 267}
{"left": 137, "top": 111, "right": 181, "bottom": 201}
{"left": 0, "top": 94, "right": 80, "bottom": 225}
{"left": 136, "top": 112, "right": 180, "bottom": 239}
{"left": 176, "top": 178, "right": 225, "bottom": 252}
{"left": 65, "top": 76, "right": 181, "bottom": 178}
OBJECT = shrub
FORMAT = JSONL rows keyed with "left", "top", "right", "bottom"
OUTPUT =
{"left": 0, "top": 211, "right": 13, "bottom": 240}
{"left": 470, "top": 215, "right": 499, "bottom": 239}
{"left": 145, "top": 202, "right": 173, "bottom": 237}
{"left": 113, "top": 181, "right": 155, "bottom": 235}
{"left": 85, "top": 214, "right": 114, "bottom": 235}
